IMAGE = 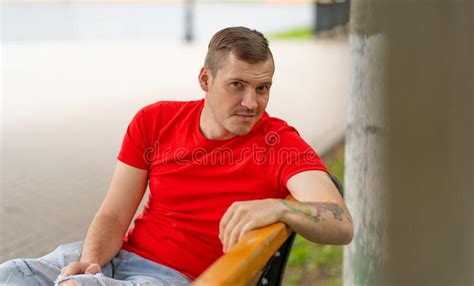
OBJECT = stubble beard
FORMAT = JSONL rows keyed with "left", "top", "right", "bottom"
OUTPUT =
{"left": 224, "top": 114, "right": 258, "bottom": 136}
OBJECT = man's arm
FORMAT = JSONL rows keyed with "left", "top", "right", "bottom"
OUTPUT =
{"left": 61, "top": 161, "right": 148, "bottom": 275}
{"left": 219, "top": 170, "right": 353, "bottom": 252}
{"left": 280, "top": 170, "right": 353, "bottom": 244}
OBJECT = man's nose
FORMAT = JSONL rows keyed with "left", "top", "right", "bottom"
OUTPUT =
{"left": 241, "top": 90, "right": 258, "bottom": 111}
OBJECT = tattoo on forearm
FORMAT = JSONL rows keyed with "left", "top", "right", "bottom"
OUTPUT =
{"left": 282, "top": 201, "right": 346, "bottom": 224}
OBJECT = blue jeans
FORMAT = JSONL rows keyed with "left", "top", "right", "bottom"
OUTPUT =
{"left": 0, "top": 241, "right": 193, "bottom": 286}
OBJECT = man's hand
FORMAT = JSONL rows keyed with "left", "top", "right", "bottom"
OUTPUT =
{"left": 60, "top": 261, "right": 102, "bottom": 276}
{"left": 219, "top": 198, "right": 285, "bottom": 253}
{"left": 57, "top": 262, "right": 101, "bottom": 286}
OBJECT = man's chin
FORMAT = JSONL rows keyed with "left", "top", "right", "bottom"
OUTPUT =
{"left": 225, "top": 115, "right": 260, "bottom": 136}
{"left": 227, "top": 123, "right": 254, "bottom": 136}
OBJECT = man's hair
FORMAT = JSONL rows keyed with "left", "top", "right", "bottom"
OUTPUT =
{"left": 204, "top": 26, "right": 274, "bottom": 78}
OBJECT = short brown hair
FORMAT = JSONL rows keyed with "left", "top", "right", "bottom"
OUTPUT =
{"left": 204, "top": 26, "right": 274, "bottom": 77}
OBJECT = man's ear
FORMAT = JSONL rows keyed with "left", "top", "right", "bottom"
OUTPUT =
{"left": 198, "top": 67, "right": 210, "bottom": 92}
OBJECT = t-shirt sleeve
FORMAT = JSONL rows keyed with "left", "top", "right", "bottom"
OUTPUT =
{"left": 117, "top": 108, "right": 151, "bottom": 170}
{"left": 267, "top": 126, "right": 328, "bottom": 194}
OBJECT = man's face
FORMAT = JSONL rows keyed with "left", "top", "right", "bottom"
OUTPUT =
{"left": 201, "top": 52, "right": 274, "bottom": 137}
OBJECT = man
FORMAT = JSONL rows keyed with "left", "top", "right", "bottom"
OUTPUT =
{"left": 0, "top": 27, "right": 353, "bottom": 285}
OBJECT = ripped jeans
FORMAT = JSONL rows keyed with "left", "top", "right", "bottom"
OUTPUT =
{"left": 0, "top": 241, "right": 193, "bottom": 286}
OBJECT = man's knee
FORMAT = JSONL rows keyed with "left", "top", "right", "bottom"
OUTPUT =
{"left": 41, "top": 241, "right": 84, "bottom": 268}
{"left": 0, "top": 259, "right": 35, "bottom": 284}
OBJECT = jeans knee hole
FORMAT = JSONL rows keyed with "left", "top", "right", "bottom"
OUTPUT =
{"left": 12, "top": 259, "right": 38, "bottom": 276}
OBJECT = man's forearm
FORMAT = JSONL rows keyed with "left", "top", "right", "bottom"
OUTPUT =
{"left": 278, "top": 200, "right": 353, "bottom": 245}
{"left": 80, "top": 213, "right": 128, "bottom": 266}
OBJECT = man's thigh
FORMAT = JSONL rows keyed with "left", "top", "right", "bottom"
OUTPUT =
{"left": 0, "top": 241, "right": 85, "bottom": 285}
{"left": 57, "top": 273, "right": 173, "bottom": 286}
{"left": 112, "top": 250, "right": 192, "bottom": 286}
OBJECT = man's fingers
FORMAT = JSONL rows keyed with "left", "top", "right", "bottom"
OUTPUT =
{"left": 220, "top": 210, "right": 237, "bottom": 241}
{"left": 219, "top": 203, "right": 239, "bottom": 240}
{"left": 84, "top": 263, "right": 101, "bottom": 274}
{"left": 61, "top": 262, "right": 83, "bottom": 276}
{"left": 238, "top": 221, "right": 254, "bottom": 243}
{"left": 226, "top": 220, "right": 247, "bottom": 253}
{"left": 222, "top": 211, "right": 244, "bottom": 252}
{"left": 61, "top": 262, "right": 100, "bottom": 276}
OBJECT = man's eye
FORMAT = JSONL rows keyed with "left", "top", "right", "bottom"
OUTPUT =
{"left": 257, "top": 86, "right": 268, "bottom": 93}
{"left": 231, "top": 82, "right": 243, "bottom": 88}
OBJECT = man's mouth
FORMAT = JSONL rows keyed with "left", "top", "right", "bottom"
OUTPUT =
{"left": 235, "top": 114, "right": 255, "bottom": 117}
{"left": 234, "top": 114, "right": 256, "bottom": 121}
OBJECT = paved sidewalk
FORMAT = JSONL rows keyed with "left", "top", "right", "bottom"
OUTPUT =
{"left": 0, "top": 37, "right": 348, "bottom": 262}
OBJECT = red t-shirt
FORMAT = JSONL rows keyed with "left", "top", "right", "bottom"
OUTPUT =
{"left": 117, "top": 99, "right": 328, "bottom": 280}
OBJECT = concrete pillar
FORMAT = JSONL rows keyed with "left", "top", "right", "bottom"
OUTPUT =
{"left": 344, "top": 1, "right": 388, "bottom": 285}
{"left": 345, "top": 1, "right": 473, "bottom": 285}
